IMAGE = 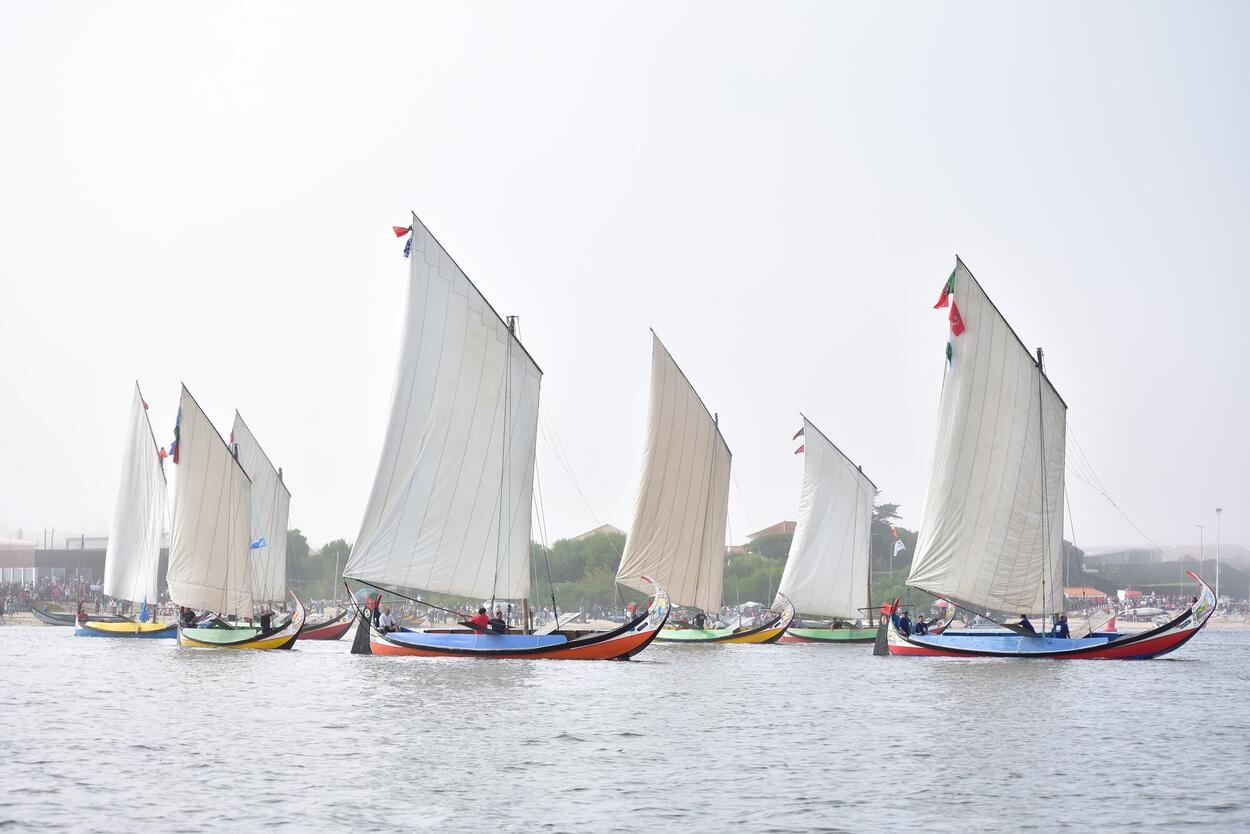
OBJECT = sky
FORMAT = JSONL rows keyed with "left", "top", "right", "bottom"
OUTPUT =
{"left": 1, "top": 1, "right": 1246, "bottom": 555}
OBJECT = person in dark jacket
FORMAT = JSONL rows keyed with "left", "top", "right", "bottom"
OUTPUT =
{"left": 1017, "top": 614, "right": 1037, "bottom": 635}
{"left": 1052, "top": 614, "right": 1070, "bottom": 638}
{"left": 896, "top": 611, "right": 912, "bottom": 636}
{"left": 913, "top": 616, "right": 928, "bottom": 636}
{"left": 488, "top": 609, "right": 509, "bottom": 634}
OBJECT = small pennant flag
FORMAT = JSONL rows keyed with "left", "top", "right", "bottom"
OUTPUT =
{"left": 890, "top": 525, "right": 900, "bottom": 539}
{"left": 934, "top": 268, "right": 955, "bottom": 309}
{"left": 393, "top": 225, "right": 412, "bottom": 237}
{"left": 948, "top": 300, "right": 965, "bottom": 336}
{"left": 229, "top": 430, "right": 234, "bottom": 445}
{"left": 142, "top": 399, "right": 149, "bottom": 410}
{"left": 794, "top": 444, "right": 805, "bottom": 455}
{"left": 159, "top": 447, "right": 167, "bottom": 459}
{"left": 792, "top": 426, "right": 804, "bottom": 441}
{"left": 945, "top": 341, "right": 953, "bottom": 365}
{"left": 893, "top": 539, "right": 907, "bottom": 558}
{"left": 250, "top": 537, "right": 268, "bottom": 550}
{"left": 403, "top": 236, "right": 413, "bottom": 258}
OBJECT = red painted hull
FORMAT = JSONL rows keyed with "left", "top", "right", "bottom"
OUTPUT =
{"left": 299, "top": 618, "right": 354, "bottom": 640}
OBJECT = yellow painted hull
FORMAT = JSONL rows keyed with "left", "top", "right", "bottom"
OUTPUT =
{"left": 177, "top": 629, "right": 299, "bottom": 649}
{"left": 76, "top": 620, "right": 177, "bottom": 638}
{"left": 719, "top": 624, "right": 790, "bottom": 643}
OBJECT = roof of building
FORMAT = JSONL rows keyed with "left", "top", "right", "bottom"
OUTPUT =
{"left": 747, "top": 521, "right": 796, "bottom": 540}
{"left": 572, "top": 523, "right": 625, "bottom": 541}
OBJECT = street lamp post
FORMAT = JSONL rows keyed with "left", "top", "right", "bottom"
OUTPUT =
{"left": 1196, "top": 524, "right": 1206, "bottom": 602}
{"left": 1215, "top": 508, "right": 1222, "bottom": 604}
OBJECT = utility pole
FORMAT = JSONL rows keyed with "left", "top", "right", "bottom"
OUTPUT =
{"left": 1196, "top": 525, "right": 1206, "bottom": 598}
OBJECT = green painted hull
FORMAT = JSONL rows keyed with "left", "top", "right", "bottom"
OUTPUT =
{"left": 781, "top": 627, "right": 877, "bottom": 643}
{"left": 656, "top": 627, "right": 737, "bottom": 642}
{"left": 179, "top": 626, "right": 261, "bottom": 644}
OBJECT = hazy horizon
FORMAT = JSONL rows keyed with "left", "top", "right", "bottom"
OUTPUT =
{"left": 2, "top": 2, "right": 1246, "bottom": 554}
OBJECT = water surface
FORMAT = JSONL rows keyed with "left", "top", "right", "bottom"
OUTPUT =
{"left": 2, "top": 626, "right": 1246, "bottom": 832}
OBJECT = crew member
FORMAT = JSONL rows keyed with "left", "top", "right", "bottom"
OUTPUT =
{"left": 1017, "top": 614, "right": 1037, "bottom": 635}
{"left": 692, "top": 611, "right": 707, "bottom": 629}
{"left": 259, "top": 607, "right": 273, "bottom": 632}
{"left": 489, "top": 609, "right": 509, "bottom": 634}
{"left": 896, "top": 610, "right": 912, "bottom": 636}
{"left": 469, "top": 607, "right": 490, "bottom": 631}
{"left": 379, "top": 607, "right": 398, "bottom": 633}
{"left": 913, "top": 616, "right": 928, "bottom": 636}
{"left": 1052, "top": 614, "right": 1070, "bottom": 639}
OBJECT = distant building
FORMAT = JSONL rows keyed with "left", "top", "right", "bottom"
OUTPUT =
{"left": 1083, "top": 547, "right": 1163, "bottom": 568}
{"left": 572, "top": 523, "right": 625, "bottom": 541}
{"left": 725, "top": 545, "right": 747, "bottom": 556}
{"left": 0, "top": 536, "right": 168, "bottom": 590}
{"left": 747, "top": 521, "right": 796, "bottom": 540}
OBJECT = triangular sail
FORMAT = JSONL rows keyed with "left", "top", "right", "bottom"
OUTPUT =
{"left": 343, "top": 213, "right": 542, "bottom": 601}
{"left": 616, "top": 333, "right": 731, "bottom": 612}
{"left": 103, "top": 383, "right": 167, "bottom": 607}
{"left": 231, "top": 413, "right": 290, "bottom": 603}
{"left": 166, "top": 385, "right": 255, "bottom": 618}
{"left": 774, "top": 416, "right": 875, "bottom": 619}
{"left": 906, "top": 258, "right": 1066, "bottom": 616}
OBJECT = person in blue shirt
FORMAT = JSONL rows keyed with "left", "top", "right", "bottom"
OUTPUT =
{"left": 1052, "top": 614, "right": 1070, "bottom": 639}
{"left": 896, "top": 611, "right": 912, "bottom": 636}
{"left": 1017, "top": 614, "right": 1037, "bottom": 635}
{"left": 913, "top": 616, "right": 928, "bottom": 636}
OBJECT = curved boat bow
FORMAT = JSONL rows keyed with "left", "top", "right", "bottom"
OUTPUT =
{"left": 178, "top": 593, "right": 308, "bottom": 650}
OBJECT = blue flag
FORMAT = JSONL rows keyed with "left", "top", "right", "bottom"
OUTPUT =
{"left": 403, "top": 236, "right": 412, "bottom": 258}
{"left": 250, "top": 537, "right": 268, "bottom": 550}
{"left": 139, "top": 598, "right": 149, "bottom": 623}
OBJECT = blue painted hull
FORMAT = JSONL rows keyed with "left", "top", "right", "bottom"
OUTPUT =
{"left": 384, "top": 631, "right": 569, "bottom": 651}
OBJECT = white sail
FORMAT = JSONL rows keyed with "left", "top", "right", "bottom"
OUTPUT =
{"left": 616, "top": 333, "right": 731, "bottom": 612}
{"left": 231, "top": 413, "right": 290, "bottom": 603}
{"left": 166, "top": 386, "right": 255, "bottom": 618}
{"left": 344, "top": 213, "right": 541, "bottom": 601}
{"left": 907, "top": 258, "right": 1066, "bottom": 616}
{"left": 102, "top": 384, "right": 167, "bottom": 607}
{"left": 774, "top": 416, "right": 876, "bottom": 619}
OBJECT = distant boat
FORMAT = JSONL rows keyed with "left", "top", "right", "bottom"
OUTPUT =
{"left": 342, "top": 213, "right": 670, "bottom": 659}
{"left": 167, "top": 385, "right": 305, "bottom": 649}
{"left": 886, "top": 259, "right": 1214, "bottom": 659}
{"left": 774, "top": 416, "right": 879, "bottom": 645}
{"left": 615, "top": 333, "right": 793, "bottom": 644}
{"left": 298, "top": 606, "right": 353, "bottom": 641}
{"left": 76, "top": 383, "right": 177, "bottom": 639}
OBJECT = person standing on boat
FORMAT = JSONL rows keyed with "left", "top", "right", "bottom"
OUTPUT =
{"left": 692, "top": 611, "right": 707, "bottom": 629}
{"left": 259, "top": 607, "right": 273, "bottom": 632}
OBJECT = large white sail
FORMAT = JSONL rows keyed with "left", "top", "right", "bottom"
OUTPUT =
{"left": 774, "top": 416, "right": 876, "bottom": 619}
{"left": 344, "top": 213, "right": 541, "bottom": 601}
{"left": 231, "top": 413, "right": 290, "bottom": 603}
{"left": 616, "top": 333, "right": 731, "bottom": 612}
{"left": 166, "top": 385, "right": 255, "bottom": 618}
{"left": 907, "top": 258, "right": 1066, "bottom": 616}
{"left": 102, "top": 383, "right": 167, "bottom": 607}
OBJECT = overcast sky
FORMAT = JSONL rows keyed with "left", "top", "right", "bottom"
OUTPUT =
{"left": 1, "top": 1, "right": 1246, "bottom": 555}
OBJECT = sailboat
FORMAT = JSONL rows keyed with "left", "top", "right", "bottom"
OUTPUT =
{"left": 76, "top": 383, "right": 177, "bottom": 638}
{"left": 885, "top": 258, "right": 1214, "bottom": 658}
{"left": 615, "top": 333, "right": 794, "bottom": 644}
{"left": 774, "top": 416, "right": 881, "bottom": 644}
{"left": 230, "top": 412, "right": 290, "bottom": 615}
{"left": 167, "top": 385, "right": 306, "bottom": 649}
{"left": 342, "top": 213, "right": 670, "bottom": 659}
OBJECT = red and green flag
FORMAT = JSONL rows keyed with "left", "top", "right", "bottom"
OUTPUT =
{"left": 933, "top": 268, "right": 955, "bottom": 309}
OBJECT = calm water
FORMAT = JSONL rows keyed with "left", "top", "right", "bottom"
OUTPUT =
{"left": 2, "top": 625, "right": 1248, "bottom": 833}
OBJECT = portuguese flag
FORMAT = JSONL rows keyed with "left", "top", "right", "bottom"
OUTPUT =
{"left": 933, "top": 268, "right": 955, "bottom": 309}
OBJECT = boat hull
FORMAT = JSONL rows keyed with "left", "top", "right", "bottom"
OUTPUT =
{"left": 779, "top": 627, "right": 878, "bottom": 644}
{"left": 656, "top": 597, "right": 795, "bottom": 644}
{"left": 886, "top": 572, "right": 1214, "bottom": 660}
{"left": 359, "top": 580, "right": 671, "bottom": 660}
{"left": 33, "top": 608, "right": 131, "bottom": 627}
{"left": 297, "top": 608, "right": 353, "bottom": 641}
{"left": 75, "top": 620, "right": 178, "bottom": 639}
{"left": 178, "top": 594, "right": 306, "bottom": 650}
